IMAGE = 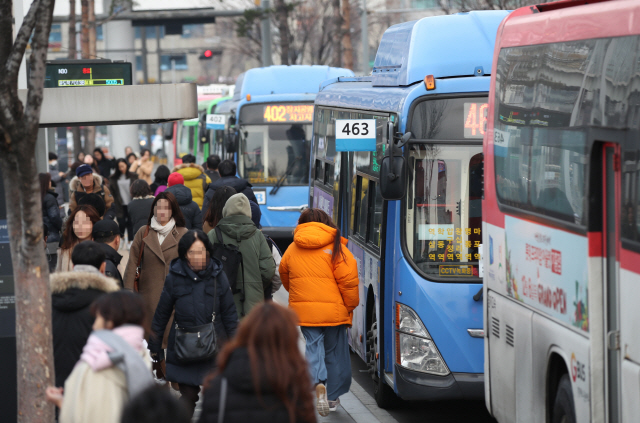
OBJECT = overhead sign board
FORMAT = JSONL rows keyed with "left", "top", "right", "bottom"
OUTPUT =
{"left": 44, "top": 61, "right": 133, "bottom": 88}
{"left": 336, "top": 119, "right": 376, "bottom": 151}
{"left": 206, "top": 114, "right": 226, "bottom": 130}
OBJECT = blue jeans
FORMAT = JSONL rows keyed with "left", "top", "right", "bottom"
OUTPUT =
{"left": 301, "top": 325, "right": 351, "bottom": 401}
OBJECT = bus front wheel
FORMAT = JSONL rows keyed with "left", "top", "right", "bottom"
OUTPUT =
{"left": 366, "top": 316, "right": 398, "bottom": 408}
{"left": 552, "top": 374, "right": 576, "bottom": 423}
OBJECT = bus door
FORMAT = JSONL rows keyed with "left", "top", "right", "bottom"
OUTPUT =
{"left": 602, "top": 143, "right": 621, "bottom": 423}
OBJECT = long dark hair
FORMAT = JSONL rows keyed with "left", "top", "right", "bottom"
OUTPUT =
{"left": 297, "top": 208, "right": 345, "bottom": 263}
{"left": 147, "top": 191, "right": 186, "bottom": 228}
{"left": 153, "top": 165, "right": 170, "bottom": 186}
{"left": 39, "top": 172, "right": 51, "bottom": 201}
{"left": 203, "top": 186, "right": 237, "bottom": 229}
{"left": 60, "top": 205, "right": 101, "bottom": 250}
{"left": 205, "top": 302, "right": 316, "bottom": 423}
{"left": 112, "top": 158, "right": 129, "bottom": 179}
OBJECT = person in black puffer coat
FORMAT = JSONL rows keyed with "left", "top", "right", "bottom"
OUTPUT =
{"left": 149, "top": 230, "right": 238, "bottom": 418}
{"left": 50, "top": 241, "right": 120, "bottom": 387}
{"left": 127, "top": 179, "right": 155, "bottom": 238}
{"left": 202, "top": 160, "right": 258, "bottom": 215}
{"left": 166, "top": 173, "right": 202, "bottom": 231}
{"left": 198, "top": 302, "right": 316, "bottom": 423}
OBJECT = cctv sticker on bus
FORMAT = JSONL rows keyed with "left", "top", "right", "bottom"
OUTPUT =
{"left": 206, "top": 114, "right": 226, "bottom": 130}
{"left": 336, "top": 120, "right": 376, "bottom": 152}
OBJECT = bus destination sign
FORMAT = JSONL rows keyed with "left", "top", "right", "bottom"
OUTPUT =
{"left": 45, "top": 61, "right": 133, "bottom": 88}
{"left": 263, "top": 104, "right": 314, "bottom": 123}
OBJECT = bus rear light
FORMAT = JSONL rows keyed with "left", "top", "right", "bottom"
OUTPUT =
{"left": 395, "top": 302, "right": 450, "bottom": 376}
{"left": 424, "top": 75, "right": 436, "bottom": 90}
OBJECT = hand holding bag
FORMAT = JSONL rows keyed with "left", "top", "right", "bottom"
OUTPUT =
{"left": 174, "top": 275, "right": 218, "bottom": 363}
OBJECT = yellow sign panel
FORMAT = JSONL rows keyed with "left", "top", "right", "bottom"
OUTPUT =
{"left": 439, "top": 265, "right": 473, "bottom": 277}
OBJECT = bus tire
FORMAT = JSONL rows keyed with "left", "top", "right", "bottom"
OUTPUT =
{"left": 552, "top": 374, "right": 576, "bottom": 423}
{"left": 367, "top": 316, "right": 398, "bottom": 409}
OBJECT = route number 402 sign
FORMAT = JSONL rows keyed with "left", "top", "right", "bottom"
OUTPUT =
{"left": 336, "top": 119, "right": 376, "bottom": 152}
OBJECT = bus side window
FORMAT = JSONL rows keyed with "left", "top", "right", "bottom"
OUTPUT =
{"left": 351, "top": 176, "right": 362, "bottom": 236}
{"left": 368, "top": 181, "right": 383, "bottom": 247}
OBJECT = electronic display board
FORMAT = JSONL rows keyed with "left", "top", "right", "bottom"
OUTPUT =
{"left": 44, "top": 61, "right": 132, "bottom": 88}
{"left": 240, "top": 103, "right": 314, "bottom": 124}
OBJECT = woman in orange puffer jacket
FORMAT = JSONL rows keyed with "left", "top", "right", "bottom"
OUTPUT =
{"left": 279, "top": 208, "right": 359, "bottom": 417}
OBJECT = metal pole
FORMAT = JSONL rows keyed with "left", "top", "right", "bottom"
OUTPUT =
{"left": 261, "top": 0, "right": 272, "bottom": 67}
{"left": 361, "top": 0, "right": 369, "bottom": 74}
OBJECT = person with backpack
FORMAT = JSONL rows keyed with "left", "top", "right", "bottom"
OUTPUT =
{"left": 207, "top": 193, "right": 275, "bottom": 318}
{"left": 149, "top": 230, "right": 238, "bottom": 417}
{"left": 279, "top": 208, "right": 359, "bottom": 416}
{"left": 46, "top": 290, "right": 153, "bottom": 423}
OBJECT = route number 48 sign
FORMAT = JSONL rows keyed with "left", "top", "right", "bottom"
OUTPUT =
{"left": 336, "top": 119, "right": 376, "bottom": 152}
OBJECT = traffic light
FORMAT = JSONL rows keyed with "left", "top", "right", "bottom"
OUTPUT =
{"left": 199, "top": 50, "right": 214, "bottom": 60}
{"left": 456, "top": 200, "right": 461, "bottom": 216}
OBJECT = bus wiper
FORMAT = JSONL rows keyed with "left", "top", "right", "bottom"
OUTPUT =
{"left": 270, "top": 155, "right": 302, "bottom": 195}
{"left": 473, "top": 287, "right": 483, "bottom": 302}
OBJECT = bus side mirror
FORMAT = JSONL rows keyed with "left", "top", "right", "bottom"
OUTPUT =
{"left": 380, "top": 156, "right": 407, "bottom": 200}
{"left": 163, "top": 122, "right": 174, "bottom": 141}
{"left": 380, "top": 130, "right": 411, "bottom": 200}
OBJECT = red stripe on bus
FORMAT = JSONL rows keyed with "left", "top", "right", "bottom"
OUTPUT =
{"left": 620, "top": 248, "right": 640, "bottom": 274}
{"left": 588, "top": 232, "right": 602, "bottom": 257}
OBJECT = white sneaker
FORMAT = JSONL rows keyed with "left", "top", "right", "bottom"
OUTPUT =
{"left": 328, "top": 398, "right": 340, "bottom": 411}
{"left": 316, "top": 383, "right": 330, "bottom": 417}
{"left": 127, "top": 241, "right": 132, "bottom": 250}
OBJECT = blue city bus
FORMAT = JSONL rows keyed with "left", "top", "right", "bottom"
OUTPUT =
{"left": 309, "top": 11, "right": 509, "bottom": 406}
{"left": 223, "top": 65, "right": 354, "bottom": 242}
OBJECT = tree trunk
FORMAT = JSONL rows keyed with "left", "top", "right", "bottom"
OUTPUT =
{"left": 68, "top": 0, "right": 76, "bottom": 59}
{"left": 331, "top": 0, "right": 343, "bottom": 67}
{"left": 274, "top": 0, "right": 291, "bottom": 65}
{"left": 0, "top": 0, "right": 57, "bottom": 421}
{"left": 81, "top": 0, "right": 89, "bottom": 59}
{"left": 341, "top": 0, "right": 353, "bottom": 70}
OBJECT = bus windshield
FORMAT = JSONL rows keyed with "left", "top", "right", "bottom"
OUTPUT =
{"left": 405, "top": 96, "right": 487, "bottom": 280}
{"left": 239, "top": 123, "right": 311, "bottom": 186}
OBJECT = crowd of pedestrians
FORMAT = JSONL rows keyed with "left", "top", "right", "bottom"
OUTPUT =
{"left": 42, "top": 148, "right": 359, "bottom": 423}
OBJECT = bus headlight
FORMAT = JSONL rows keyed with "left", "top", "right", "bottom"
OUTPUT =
{"left": 396, "top": 303, "right": 450, "bottom": 376}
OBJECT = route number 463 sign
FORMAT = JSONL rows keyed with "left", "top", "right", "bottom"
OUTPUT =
{"left": 336, "top": 119, "right": 376, "bottom": 152}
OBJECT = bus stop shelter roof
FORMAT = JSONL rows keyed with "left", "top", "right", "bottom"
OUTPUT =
{"left": 19, "top": 83, "right": 197, "bottom": 127}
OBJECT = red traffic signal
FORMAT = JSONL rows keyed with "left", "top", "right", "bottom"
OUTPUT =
{"left": 199, "top": 49, "right": 215, "bottom": 60}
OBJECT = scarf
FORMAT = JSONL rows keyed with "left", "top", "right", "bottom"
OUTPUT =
{"left": 150, "top": 216, "right": 175, "bottom": 245}
{"left": 79, "top": 325, "right": 145, "bottom": 371}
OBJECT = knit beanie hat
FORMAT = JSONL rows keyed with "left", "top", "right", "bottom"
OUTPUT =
{"left": 222, "top": 193, "right": 251, "bottom": 218}
{"left": 167, "top": 172, "right": 184, "bottom": 187}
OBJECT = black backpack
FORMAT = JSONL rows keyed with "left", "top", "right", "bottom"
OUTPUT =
{"left": 211, "top": 227, "right": 246, "bottom": 308}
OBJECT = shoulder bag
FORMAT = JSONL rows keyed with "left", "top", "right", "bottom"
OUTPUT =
{"left": 174, "top": 275, "right": 218, "bottom": 363}
{"left": 133, "top": 225, "right": 150, "bottom": 292}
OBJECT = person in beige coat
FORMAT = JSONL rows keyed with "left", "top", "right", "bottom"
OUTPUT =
{"left": 123, "top": 191, "right": 188, "bottom": 348}
{"left": 45, "top": 291, "right": 152, "bottom": 423}
{"left": 129, "top": 148, "right": 154, "bottom": 184}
